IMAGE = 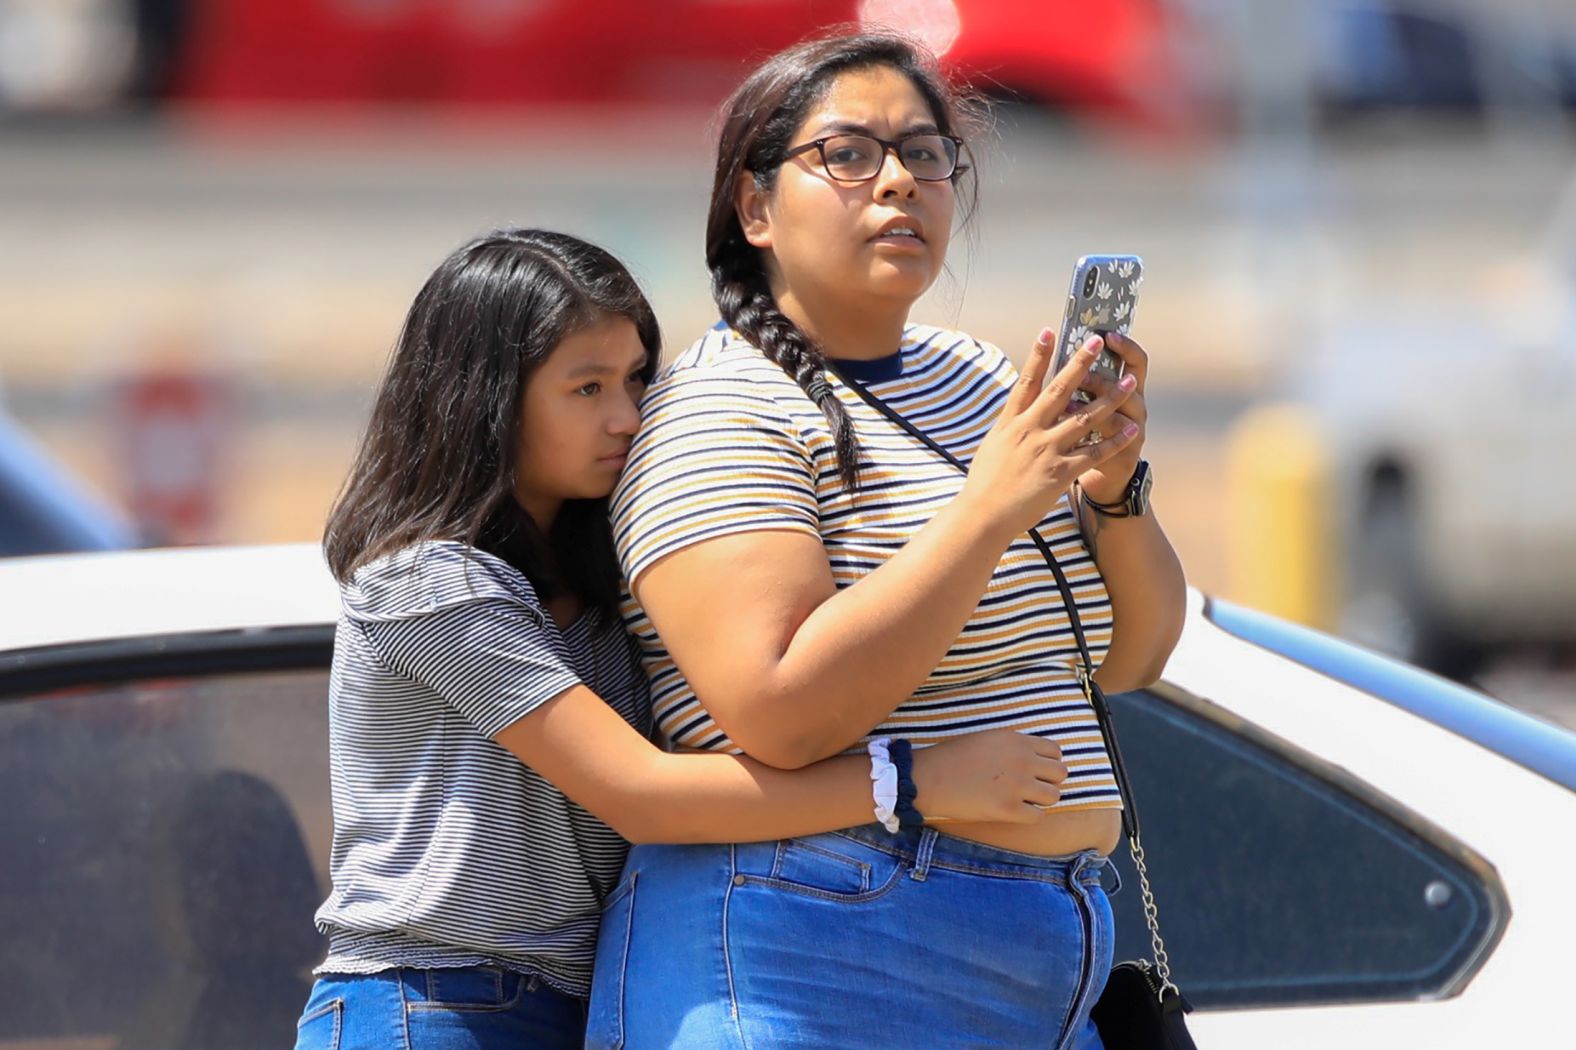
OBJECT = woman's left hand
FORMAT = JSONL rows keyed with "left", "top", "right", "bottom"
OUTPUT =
{"left": 1070, "top": 332, "right": 1148, "bottom": 505}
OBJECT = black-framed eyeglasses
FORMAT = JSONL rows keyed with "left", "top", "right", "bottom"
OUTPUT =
{"left": 780, "top": 133, "right": 968, "bottom": 183}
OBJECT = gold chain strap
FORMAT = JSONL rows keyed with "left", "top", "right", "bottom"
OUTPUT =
{"left": 1079, "top": 665, "right": 1178, "bottom": 1002}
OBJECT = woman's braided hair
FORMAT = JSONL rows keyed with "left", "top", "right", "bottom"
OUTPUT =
{"left": 704, "top": 31, "right": 980, "bottom": 489}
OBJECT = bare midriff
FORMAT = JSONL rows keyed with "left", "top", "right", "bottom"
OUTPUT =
{"left": 935, "top": 807, "right": 1123, "bottom": 858}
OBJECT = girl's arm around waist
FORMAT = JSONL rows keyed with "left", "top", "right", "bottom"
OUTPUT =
{"left": 493, "top": 685, "right": 1069, "bottom": 844}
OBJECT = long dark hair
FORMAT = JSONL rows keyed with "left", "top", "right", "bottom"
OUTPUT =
{"left": 324, "top": 228, "right": 660, "bottom": 620}
{"left": 706, "top": 31, "right": 982, "bottom": 488}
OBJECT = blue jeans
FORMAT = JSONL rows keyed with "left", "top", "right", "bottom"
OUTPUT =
{"left": 293, "top": 966, "right": 585, "bottom": 1050}
{"left": 587, "top": 825, "right": 1115, "bottom": 1049}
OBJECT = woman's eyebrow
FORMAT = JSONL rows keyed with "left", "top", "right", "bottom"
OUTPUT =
{"left": 565, "top": 355, "right": 649, "bottom": 380}
{"left": 809, "top": 119, "right": 942, "bottom": 137}
{"left": 565, "top": 361, "right": 618, "bottom": 379}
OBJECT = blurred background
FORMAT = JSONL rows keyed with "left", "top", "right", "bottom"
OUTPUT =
{"left": 2, "top": 0, "right": 1573, "bottom": 724}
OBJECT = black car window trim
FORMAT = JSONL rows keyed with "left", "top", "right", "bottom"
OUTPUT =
{"left": 0, "top": 625, "right": 334, "bottom": 700}
{"left": 1131, "top": 679, "right": 1511, "bottom": 1003}
{"left": 1203, "top": 596, "right": 1576, "bottom": 794}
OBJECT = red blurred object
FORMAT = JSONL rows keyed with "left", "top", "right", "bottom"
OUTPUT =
{"left": 945, "top": 0, "right": 1195, "bottom": 132}
{"left": 113, "top": 367, "right": 231, "bottom": 546}
{"left": 175, "top": 0, "right": 848, "bottom": 108}
{"left": 171, "top": 0, "right": 1198, "bottom": 131}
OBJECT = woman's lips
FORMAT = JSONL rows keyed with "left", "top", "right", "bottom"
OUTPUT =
{"left": 870, "top": 232, "right": 927, "bottom": 252}
{"left": 870, "top": 216, "right": 927, "bottom": 251}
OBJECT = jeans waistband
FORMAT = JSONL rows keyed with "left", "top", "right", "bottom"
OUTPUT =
{"left": 829, "top": 823, "right": 1111, "bottom": 885}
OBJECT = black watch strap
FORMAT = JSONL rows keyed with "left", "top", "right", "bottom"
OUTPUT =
{"left": 1083, "top": 460, "right": 1150, "bottom": 517}
{"left": 1081, "top": 487, "right": 1133, "bottom": 514}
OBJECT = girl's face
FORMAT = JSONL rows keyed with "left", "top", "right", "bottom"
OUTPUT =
{"left": 739, "top": 65, "right": 955, "bottom": 314}
{"left": 513, "top": 315, "right": 648, "bottom": 521}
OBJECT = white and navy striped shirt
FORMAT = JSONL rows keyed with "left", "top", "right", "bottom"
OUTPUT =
{"left": 312, "top": 540, "right": 650, "bottom": 996}
{"left": 612, "top": 323, "right": 1121, "bottom": 812}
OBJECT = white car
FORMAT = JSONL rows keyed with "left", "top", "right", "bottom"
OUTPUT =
{"left": 0, "top": 545, "right": 1572, "bottom": 1048}
{"left": 1291, "top": 174, "right": 1576, "bottom": 679}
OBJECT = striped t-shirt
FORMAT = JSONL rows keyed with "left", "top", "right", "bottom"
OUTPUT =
{"left": 312, "top": 540, "right": 650, "bottom": 996}
{"left": 611, "top": 323, "right": 1122, "bottom": 813}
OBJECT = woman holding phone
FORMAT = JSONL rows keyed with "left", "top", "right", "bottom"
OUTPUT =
{"left": 590, "top": 31, "right": 1187, "bottom": 1049}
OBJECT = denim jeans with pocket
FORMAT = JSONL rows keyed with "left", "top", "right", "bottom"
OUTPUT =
{"left": 587, "top": 823, "right": 1115, "bottom": 1050}
{"left": 293, "top": 966, "right": 585, "bottom": 1050}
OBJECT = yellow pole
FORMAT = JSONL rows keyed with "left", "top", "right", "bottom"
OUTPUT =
{"left": 1224, "top": 404, "right": 1336, "bottom": 629}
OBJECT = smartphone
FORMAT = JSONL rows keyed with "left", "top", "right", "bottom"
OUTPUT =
{"left": 1053, "top": 254, "right": 1143, "bottom": 404}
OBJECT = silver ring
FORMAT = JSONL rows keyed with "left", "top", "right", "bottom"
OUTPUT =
{"left": 1086, "top": 428, "right": 1102, "bottom": 445}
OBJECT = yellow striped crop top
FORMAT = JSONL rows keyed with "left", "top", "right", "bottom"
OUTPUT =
{"left": 610, "top": 323, "right": 1121, "bottom": 813}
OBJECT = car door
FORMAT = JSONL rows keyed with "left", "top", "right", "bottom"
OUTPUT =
{"left": 0, "top": 624, "right": 332, "bottom": 1050}
{"left": 0, "top": 617, "right": 1522, "bottom": 1048}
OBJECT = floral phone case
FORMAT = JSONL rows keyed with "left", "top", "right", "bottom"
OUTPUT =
{"left": 1053, "top": 254, "right": 1143, "bottom": 402}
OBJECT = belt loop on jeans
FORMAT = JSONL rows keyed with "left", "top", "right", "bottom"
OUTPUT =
{"left": 1069, "top": 849, "right": 1107, "bottom": 888}
{"left": 910, "top": 828, "right": 937, "bottom": 881}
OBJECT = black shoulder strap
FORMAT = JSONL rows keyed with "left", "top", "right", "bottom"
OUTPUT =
{"left": 823, "top": 359, "right": 1140, "bottom": 841}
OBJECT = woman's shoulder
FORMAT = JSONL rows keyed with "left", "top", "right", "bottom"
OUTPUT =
{"left": 905, "top": 323, "right": 1016, "bottom": 381}
{"left": 341, "top": 540, "right": 544, "bottom": 624}
{"left": 653, "top": 324, "right": 803, "bottom": 387}
{"left": 641, "top": 323, "right": 805, "bottom": 412}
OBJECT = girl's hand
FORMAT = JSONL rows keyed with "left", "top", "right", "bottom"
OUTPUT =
{"left": 961, "top": 328, "right": 1140, "bottom": 540}
{"left": 1071, "top": 332, "right": 1149, "bottom": 506}
{"left": 910, "top": 728, "right": 1068, "bottom": 824}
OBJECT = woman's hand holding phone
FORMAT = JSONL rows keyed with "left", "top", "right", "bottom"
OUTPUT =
{"left": 959, "top": 327, "right": 1140, "bottom": 541}
{"left": 1067, "top": 331, "right": 1149, "bottom": 506}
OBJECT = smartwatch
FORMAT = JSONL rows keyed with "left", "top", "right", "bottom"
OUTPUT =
{"left": 1082, "top": 460, "right": 1152, "bottom": 518}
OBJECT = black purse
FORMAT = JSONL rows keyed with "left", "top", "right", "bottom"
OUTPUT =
{"left": 825, "top": 361, "right": 1198, "bottom": 1050}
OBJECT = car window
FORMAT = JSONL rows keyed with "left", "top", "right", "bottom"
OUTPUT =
{"left": 0, "top": 667, "right": 330, "bottom": 1049}
{"left": 1103, "top": 684, "right": 1507, "bottom": 1009}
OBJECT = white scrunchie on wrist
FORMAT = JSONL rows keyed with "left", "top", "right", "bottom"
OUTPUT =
{"left": 867, "top": 737, "right": 901, "bottom": 833}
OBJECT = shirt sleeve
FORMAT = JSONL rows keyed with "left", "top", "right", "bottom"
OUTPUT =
{"left": 969, "top": 335, "right": 1018, "bottom": 386}
{"left": 610, "top": 368, "right": 820, "bottom": 586}
{"left": 361, "top": 599, "right": 583, "bottom": 739}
